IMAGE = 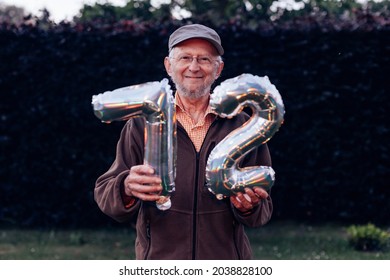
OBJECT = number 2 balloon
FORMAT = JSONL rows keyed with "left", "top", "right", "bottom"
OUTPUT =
{"left": 205, "top": 74, "right": 285, "bottom": 200}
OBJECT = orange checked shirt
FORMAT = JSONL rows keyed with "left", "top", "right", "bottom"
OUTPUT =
{"left": 175, "top": 94, "right": 216, "bottom": 152}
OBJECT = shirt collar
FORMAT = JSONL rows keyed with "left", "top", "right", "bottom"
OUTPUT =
{"left": 174, "top": 92, "right": 216, "bottom": 117}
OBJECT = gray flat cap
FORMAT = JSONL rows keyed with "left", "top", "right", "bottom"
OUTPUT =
{"left": 168, "top": 24, "right": 224, "bottom": 55}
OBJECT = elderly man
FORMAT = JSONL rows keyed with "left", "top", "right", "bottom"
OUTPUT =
{"left": 94, "top": 24, "right": 273, "bottom": 259}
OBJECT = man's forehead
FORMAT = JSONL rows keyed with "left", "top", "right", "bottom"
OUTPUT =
{"left": 174, "top": 38, "right": 219, "bottom": 55}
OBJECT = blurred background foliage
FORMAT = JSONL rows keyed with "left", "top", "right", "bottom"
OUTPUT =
{"left": 0, "top": 0, "right": 389, "bottom": 229}
{"left": 1, "top": 0, "right": 389, "bottom": 26}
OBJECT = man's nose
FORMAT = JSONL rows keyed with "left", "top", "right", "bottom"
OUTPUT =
{"left": 188, "top": 57, "right": 200, "bottom": 70}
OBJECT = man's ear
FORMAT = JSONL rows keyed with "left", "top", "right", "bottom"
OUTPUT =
{"left": 164, "top": 57, "right": 172, "bottom": 76}
{"left": 216, "top": 60, "right": 224, "bottom": 77}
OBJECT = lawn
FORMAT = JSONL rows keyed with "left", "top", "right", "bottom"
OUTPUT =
{"left": 0, "top": 221, "right": 389, "bottom": 260}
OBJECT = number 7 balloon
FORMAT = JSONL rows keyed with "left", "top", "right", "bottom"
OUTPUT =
{"left": 206, "top": 74, "right": 285, "bottom": 200}
{"left": 92, "top": 79, "right": 176, "bottom": 210}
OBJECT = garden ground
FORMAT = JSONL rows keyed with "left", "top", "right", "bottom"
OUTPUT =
{"left": 1, "top": 220, "right": 389, "bottom": 260}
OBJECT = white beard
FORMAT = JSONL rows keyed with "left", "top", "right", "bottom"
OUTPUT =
{"left": 170, "top": 73, "right": 216, "bottom": 100}
{"left": 175, "top": 82, "right": 210, "bottom": 99}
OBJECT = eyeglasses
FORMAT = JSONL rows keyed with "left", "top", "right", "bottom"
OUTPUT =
{"left": 172, "top": 55, "right": 217, "bottom": 66}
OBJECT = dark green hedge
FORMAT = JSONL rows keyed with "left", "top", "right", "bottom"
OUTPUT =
{"left": 1, "top": 20, "right": 389, "bottom": 228}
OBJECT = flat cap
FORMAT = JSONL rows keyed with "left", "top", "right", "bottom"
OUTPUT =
{"left": 168, "top": 24, "right": 224, "bottom": 55}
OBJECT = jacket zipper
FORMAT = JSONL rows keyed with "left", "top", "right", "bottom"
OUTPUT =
{"left": 178, "top": 119, "right": 219, "bottom": 260}
{"left": 192, "top": 151, "right": 200, "bottom": 260}
{"left": 177, "top": 125, "right": 199, "bottom": 259}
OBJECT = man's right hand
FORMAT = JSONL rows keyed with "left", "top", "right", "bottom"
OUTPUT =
{"left": 124, "top": 165, "right": 162, "bottom": 202}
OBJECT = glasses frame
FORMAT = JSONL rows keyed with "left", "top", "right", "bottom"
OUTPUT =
{"left": 171, "top": 54, "right": 219, "bottom": 66}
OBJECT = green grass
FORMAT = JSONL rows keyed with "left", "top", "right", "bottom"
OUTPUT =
{"left": 250, "top": 221, "right": 389, "bottom": 260}
{"left": 0, "top": 228, "right": 136, "bottom": 260}
{"left": 0, "top": 221, "right": 389, "bottom": 260}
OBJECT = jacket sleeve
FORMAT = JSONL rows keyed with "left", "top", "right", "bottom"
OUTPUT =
{"left": 94, "top": 119, "right": 145, "bottom": 223}
{"left": 231, "top": 143, "right": 274, "bottom": 227}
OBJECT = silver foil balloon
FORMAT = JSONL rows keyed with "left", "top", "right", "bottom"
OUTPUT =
{"left": 206, "top": 74, "right": 285, "bottom": 200}
{"left": 92, "top": 79, "right": 176, "bottom": 210}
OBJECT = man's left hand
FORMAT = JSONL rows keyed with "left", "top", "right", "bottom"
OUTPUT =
{"left": 230, "top": 187, "right": 269, "bottom": 214}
